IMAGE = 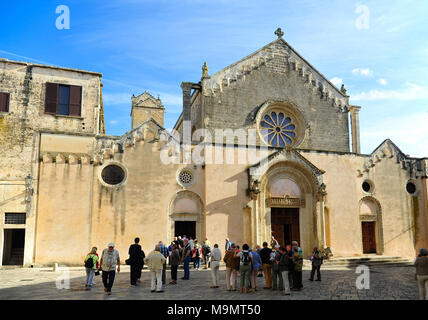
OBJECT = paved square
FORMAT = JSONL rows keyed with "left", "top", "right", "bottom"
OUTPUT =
{"left": 0, "top": 264, "right": 419, "bottom": 300}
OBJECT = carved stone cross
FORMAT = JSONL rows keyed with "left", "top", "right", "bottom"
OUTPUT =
{"left": 274, "top": 27, "right": 284, "bottom": 38}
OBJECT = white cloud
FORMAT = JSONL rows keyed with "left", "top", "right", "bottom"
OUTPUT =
{"left": 330, "top": 77, "right": 343, "bottom": 87}
{"left": 109, "top": 120, "right": 118, "bottom": 125}
{"left": 352, "top": 68, "right": 373, "bottom": 76}
{"left": 361, "top": 111, "right": 428, "bottom": 157}
{"left": 377, "top": 78, "right": 388, "bottom": 86}
{"left": 352, "top": 83, "right": 428, "bottom": 101}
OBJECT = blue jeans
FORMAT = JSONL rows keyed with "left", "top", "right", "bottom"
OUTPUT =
{"left": 193, "top": 257, "right": 200, "bottom": 269}
{"left": 183, "top": 256, "right": 190, "bottom": 279}
{"left": 102, "top": 270, "right": 116, "bottom": 292}
{"left": 85, "top": 268, "right": 95, "bottom": 286}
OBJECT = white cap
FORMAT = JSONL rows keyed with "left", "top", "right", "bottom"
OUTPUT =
{"left": 108, "top": 242, "right": 115, "bottom": 247}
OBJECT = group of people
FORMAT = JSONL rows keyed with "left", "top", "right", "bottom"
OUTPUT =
{"left": 222, "top": 238, "right": 324, "bottom": 295}
{"left": 82, "top": 236, "right": 428, "bottom": 300}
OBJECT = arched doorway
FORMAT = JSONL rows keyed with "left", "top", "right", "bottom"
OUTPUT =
{"left": 167, "top": 190, "right": 205, "bottom": 243}
{"left": 269, "top": 178, "right": 302, "bottom": 247}
{"left": 359, "top": 197, "right": 383, "bottom": 254}
{"left": 248, "top": 148, "right": 326, "bottom": 257}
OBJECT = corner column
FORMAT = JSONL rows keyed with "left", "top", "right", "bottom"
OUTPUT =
{"left": 349, "top": 106, "right": 361, "bottom": 154}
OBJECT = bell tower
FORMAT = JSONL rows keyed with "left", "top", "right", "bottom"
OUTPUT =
{"left": 131, "top": 91, "right": 165, "bottom": 128}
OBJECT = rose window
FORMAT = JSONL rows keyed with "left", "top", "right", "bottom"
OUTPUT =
{"left": 260, "top": 111, "right": 296, "bottom": 147}
{"left": 177, "top": 168, "right": 195, "bottom": 187}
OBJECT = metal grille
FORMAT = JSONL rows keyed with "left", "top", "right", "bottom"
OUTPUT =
{"left": 5, "top": 213, "right": 26, "bottom": 224}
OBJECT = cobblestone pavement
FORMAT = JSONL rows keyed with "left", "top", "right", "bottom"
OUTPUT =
{"left": 0, "top": 264, "right": 419, "bottom": 300}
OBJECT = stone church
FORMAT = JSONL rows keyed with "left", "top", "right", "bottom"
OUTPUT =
{"left": 0, "top": 30, "right": 427, "bottom": 266}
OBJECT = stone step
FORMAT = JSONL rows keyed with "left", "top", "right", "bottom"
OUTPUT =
{"left": 322, "top": 256, "right": 414, "bottom": 267}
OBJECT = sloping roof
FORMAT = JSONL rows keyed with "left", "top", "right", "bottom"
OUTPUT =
{"left": 202, "top": 37, "right": 347, "bottom": 103}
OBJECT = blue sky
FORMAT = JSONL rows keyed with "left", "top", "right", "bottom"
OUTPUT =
{"left": 1, "top": 0, "right": 427, "bottom": 156}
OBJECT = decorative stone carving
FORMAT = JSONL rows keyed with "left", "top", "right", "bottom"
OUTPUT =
{"left": 68, "top": 154, "right": 78, "bottom": 165}
{"left": 42, "top": 153, "right": 53, "bottom": 163}
{"left": 55, "top": 154, "right": 65, "bottom": 164}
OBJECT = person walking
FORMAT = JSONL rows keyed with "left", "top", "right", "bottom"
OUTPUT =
{"left": 279, "top": 247, "right": 291, "bottom": 295}
{"left": 309, "top": 246, "right": 323, "bottom": 281}
{"left": 145, "top": 244, "right": 166, "bottom": 293}
{"left": 249, "top": 247, "right": 262, "bottom": 292}
{"left": 415, "top": 248, "right": 428, "bottom": 300}
{"left": 286, "top": 244, "right": 294, "bottom": 289}
{"left": 260, "top": 242, "right": 273, "bottom": 289}
{"left": 99, "top": 243, "right": 120, "bottom": 295}
{"left": 181, "top": 238, "right": 192, "bottom": 280}
{"left": 128, "top": 237, "right": 144, "bottom": 286}
{"left": 158, "top": 241, "right": 169, "bottom": 285}
{"left": 223, "top": 243, "right": 239, "bottom": 291}
{"left": 169, "top": 243, "right": 180, "bottom": 285}
{"left": 202, "top": 239, "right": 211, "bottom": 269}
{"left": 84, "top": 247, "right": 99, "bottom": 290}
{"left": 210, "top": 244, "right": 222, "bottom": 288}
{"left": 271, "top": 245, "right": 284, "bottom": 291}
{"left": 255, "top": 245, "right": 263, "bottom": 278}
{"left": 235, "top": 244, "right": 253, "bottom": 293}
{"left": 270, "top": 236, "right": 279, "bottom": 248}
{"left": 291, "top": 246, "right": 303, "bottom": 291}
{"left": 192, "top": 240, "right": 201, "bottom": 270}
{"left": 225, "top": 238, "right": 231, "bottom": 251}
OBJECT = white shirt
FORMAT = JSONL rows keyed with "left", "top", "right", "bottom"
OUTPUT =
{"left": 210, "top": 248, "right": 222, "bottom": 261}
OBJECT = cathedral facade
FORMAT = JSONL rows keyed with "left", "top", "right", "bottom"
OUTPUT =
{"left": 0, "top": 32, "right": 427, "bottom": 266}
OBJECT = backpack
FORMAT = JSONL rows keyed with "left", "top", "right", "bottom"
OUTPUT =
{"left": 85, "top": 256, "right": 94, "bottom": 268}
{"left": 241, "top": 251, "right": 251, "bottom": 265}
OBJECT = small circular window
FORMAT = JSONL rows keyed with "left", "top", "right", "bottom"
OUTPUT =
{"left": 406, "top": 182, "right": 416, "bottom": 195}
{"left": 177, "top": 168, "right": 195, "bottom": 188}
{"left": 101, "top": 164, "right": 125, "bottom": 186}
{"left": 362, "top": 180, "right": 374, "bottom": 193}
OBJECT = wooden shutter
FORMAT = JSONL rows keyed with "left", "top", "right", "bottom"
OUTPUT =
{"left": 0, "top": 93, "right": 4, "bottom": 112}
{"left": 45, "top": 83, "right": 58, "bottom": 114}
{"left": 69, "top": 86, "right": 82, "bottom": 116}
{"left": 0, "top": 93, "right": 9, "bottom": 112}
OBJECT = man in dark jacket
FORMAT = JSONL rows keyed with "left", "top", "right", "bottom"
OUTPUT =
{"left": 279, "top": 247, "right": 291, "bottom": 295}
{"left": 259, "top": 242, "right": 273, "bottom": 289}
{"left": 128, "top": 237, "right": 144, "bottom": 286}
{"left": 309, "top": 246, "right": 323, "bottom": 281}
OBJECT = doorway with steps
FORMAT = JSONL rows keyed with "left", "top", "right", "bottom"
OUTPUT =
{"left": 2, "top": 229, "right": 25, "bottom": 266}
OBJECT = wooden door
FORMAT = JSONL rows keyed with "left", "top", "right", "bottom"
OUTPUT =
{"left": 271, "top": 208, "right": 300, "bottom": 247}
{"left": 271, "top": 224, "right": 285, "bottom": 247}
{"left": 362, "top": 222, "right": 376, "bottom": 253}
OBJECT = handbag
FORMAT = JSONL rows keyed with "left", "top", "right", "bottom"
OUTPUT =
{"left": 125, "top": 258, "right": 131, "bottom": 265}
{"left": 95, "top": 270, "right": 100, "bottom": 276}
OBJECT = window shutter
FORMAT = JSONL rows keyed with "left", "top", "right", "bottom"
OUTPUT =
{"left": 0, "top": 93, "right": 4, "bottom": 112}
{"left": 0, "top": 93, "right": 9, "bottom": 112}
{"left": 5, "top": 93, "right": 10, "bottom": 112}
{"left": 69, "top": 86, "right": 82, "bottom": 116}
{"left": 45, "top": 83, "right": 58, "bottom": 114}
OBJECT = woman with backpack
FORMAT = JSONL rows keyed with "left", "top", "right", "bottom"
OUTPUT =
{"left": 234, "top": 244, "right": 254, "bottom": 294}
{"left": 84, "top": 247, "right": 99, "bottom": 290}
